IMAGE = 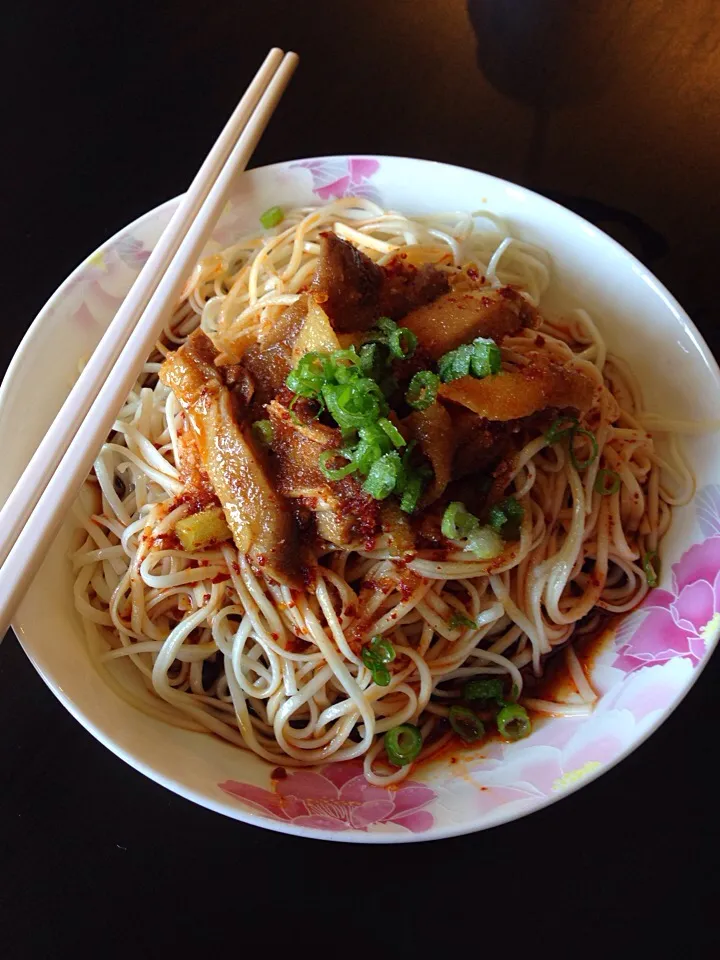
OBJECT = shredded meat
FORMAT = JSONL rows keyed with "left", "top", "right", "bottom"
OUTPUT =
{"left": 310, "top": 232, "right": 449, "bottom": 333}
{"left": 402, "top": 285, "right": 540, "bottom": 360}
{"left": 160, "top": 330, "right": 301, "bottom": 586}
{"left": 439, "top": 359, "right": 595, "bottom": 421}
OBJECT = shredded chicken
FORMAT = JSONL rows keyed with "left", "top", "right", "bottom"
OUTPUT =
{"left": 160, "top": 330, "right": 301, "bottom": 586}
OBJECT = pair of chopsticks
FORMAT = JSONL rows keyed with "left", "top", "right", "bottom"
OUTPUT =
{"left": 0, "top": 47, "right": 299, "bottom": 638}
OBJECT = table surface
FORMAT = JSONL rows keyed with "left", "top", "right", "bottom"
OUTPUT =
{"left": 1, "top": 0, "right": 718, "bottom": 952}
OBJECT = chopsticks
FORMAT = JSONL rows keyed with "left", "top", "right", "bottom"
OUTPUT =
{"left": 0, "top": 48, "right": 299, "bottom": 638}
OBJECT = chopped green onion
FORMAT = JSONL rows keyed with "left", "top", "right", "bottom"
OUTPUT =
{"left": 448, "top": 705, "right": 485, "bottom": 743}
{"left": 259, "top": 205, "right": 284, "bottom": 229}
{"left": 329, "top": 348, "right": 363, "bottom": 384}
{"left": 350, "top": 425, "right": 392, "bottom": 474}
{"left": 470, "top": 337, "right": 502, "bottom": 378}
{"left": 441, "top": 501, "right": 480, "bottom": 540}
{"left": 438, "top": 343, "right": 474, "bottom": 383}
{"left": 488, "top": 496, "right": 524, "bottom": 533}
{"left": 286, "top": 351, "right": 331, "bottom": 398}
{"left": 358, "top": 342, "right": 382, "bottom": 378}
{"left": 448, "top": 611, "right": 476, "bottom": 630}
{"left": 569, "top": 427, "right": 599, "bottom": 470}
{"left": 643, "top": 550, "right": 659, "bottom": 588}
{"left": 545, "top": 416, "right": 579, "bottom": 444}
{"left": 361, "top": 647, "right": 391, "bottom": 686}
{"left": 251, "top": 419, "right": 273, "bottom": 447}
{"left": 363, "top": 451, "right": 403, "bottom": 500}
{"left": 376, "top": 316, "right": 397, "bottom": 335}
{"left": 368, "top": 635, "right": 396, "bottom": 663}
{"left": 384, "top": 724, "right": 423, "bottom": 766}
{"left": 496, "top": 703, "right": 532, "bottom": 741}
{"left": 594, "top": 468, "right": 621, "bottom": 495}
{"left": 400, "top": 471, "right": 425, "bottom": 514}
{"left": 406, "top": 371, "right": 440, "bottom": 410}
{"left": 464, "top": 677, "right": 504, "bottom": 703}
{"left": 510, "top": 683, "right": 520, "bottom": 701}
{"left": 388, "top": 326, "right": 417, "bottom": 359}
{"left": 466, "top": 525, "right": 504, "bottom": 559}
{"left": 438, "top": 337, "right": 501, "bottom": 383}
{"left": 318, "top": 449, "right": 357, "bottom": 481}
{"left": 322, "top": 379, "right": 386, "bottom": 430}
{"left": 378, "top": 418, "right": 406, "bottom": 449}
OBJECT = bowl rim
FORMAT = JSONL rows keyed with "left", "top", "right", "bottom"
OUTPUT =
{"left": 4, "top": 154, "right": 719, "bottom": 843}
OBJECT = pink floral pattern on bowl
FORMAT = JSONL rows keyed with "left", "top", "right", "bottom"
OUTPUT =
{"left": 613, "top": 485, "right": 720, "bottom": 673}
{"left": 219, "top": 761, "right": 436, "bottom": 834}
{"left": 291, "top": 157, "right": 382, "bottom": 203}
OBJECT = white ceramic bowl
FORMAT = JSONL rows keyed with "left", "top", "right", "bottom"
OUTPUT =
{"left": 3, "top": 156, "right": 719, "bottom": 842}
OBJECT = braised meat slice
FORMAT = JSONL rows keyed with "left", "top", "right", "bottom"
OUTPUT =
{"left": 402, "top": 286, "right": 540, "bottom": 360}
{"left": 160, "top": 330, "right": 301, "bottom": 586}
{"left": 439, "top": 358, "right": 595, "bottom": 421}
{"left": 309, "top": 232, "right": 450, "bottom": 333}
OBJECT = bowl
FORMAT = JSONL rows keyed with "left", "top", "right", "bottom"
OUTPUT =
{"left": 2, "top": 156, "right": 719, "bottom": 842}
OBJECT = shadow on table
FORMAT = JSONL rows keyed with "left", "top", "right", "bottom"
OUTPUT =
{"left": 466, "top": 0, "right": 668, "bottom": 265}
{"left": 467, "top": 0, "right": 619, "bottom": 109}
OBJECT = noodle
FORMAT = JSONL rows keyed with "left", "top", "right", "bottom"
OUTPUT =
{"left": 72, "top": 197, "right": 693, "bottom": 784}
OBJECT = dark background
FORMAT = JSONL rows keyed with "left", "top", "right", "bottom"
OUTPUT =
{"left": 1, "top": 1, "right": 718, "bottom": 953}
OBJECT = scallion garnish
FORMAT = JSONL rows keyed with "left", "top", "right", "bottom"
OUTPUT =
{"left": 259, "top": 205, "right": 284, "bottom": 229}
{"left": 464, "top": 677, "right": 504, "bottom": 703}
{"left": 594, "top": 468, "right": 621, "bottom": 495}
{"left": 441, "top": 501, "right": 480, "bottom": 540}
{"left": 376, "top": 316, "right": 396, "bottom": 335}
{"left": 488, "top": 496, "right": 524, "bottom": 534}
{"left": 286, "top": 351, "right": 330, "bottom": 398}
{"left": 400, "top": 472, "right": 425, "bottom": 514}
{"left": 378, "top": 418, "right": 406, "bottom": 449}
{"left": 466, "top": 525, "right": 504, "bottom": 559}
{"left": 438, "top": 337, "right": 502, "bottom": 383}
{"left": 643, "top": 549, "right": 659, "bottom": 587}
{"left": 318, "top": 449, "right": 357, "bottom": 481}
{"left": 251, "top": 419, "right": 274, "bottom": 447}
{"left": 388, "top": 326, "right": 418, "bottom": 359}
{"left": 362, "top": 451, "right": 403, "bottom": 500}
{"left": 545, "top": 416, "right": 579, "bottom": 444}
{"left": 405, "top": 370, "right": 440, "bottom": 410}
{"left": 361, "top": 645, "right": 391, "bottom": 686}
{"left": 370, "top": 635, "right": 396, "bottom": 663}
{"left": 384, "top": 724, "right": 423, "bottom": 766}
{"left": 569, "top": 427, "right": 599, "bottom": 470}
{"left": 322, "top": 379, "right": 386, "bottom": 430}
{"left": 545, "top": 416, "right": 598, "bottom": 471}
{"left": 448, "top": 705, "right": 485, "bottom": 742}
{"left": 496, "top": 703, "right": 532, "bottom": 741}
{"left": 438, "top": 343, "right": 475, "bottom": 383}
{"left": 448, "top": 611, "right": 476, "bottom": 630}
{"left": 469, "top": 337, "right": 502, "bottom": 378}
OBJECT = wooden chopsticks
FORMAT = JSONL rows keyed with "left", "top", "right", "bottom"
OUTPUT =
{"left": 0, "top": 48, "right": 299, "bottom": 637}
